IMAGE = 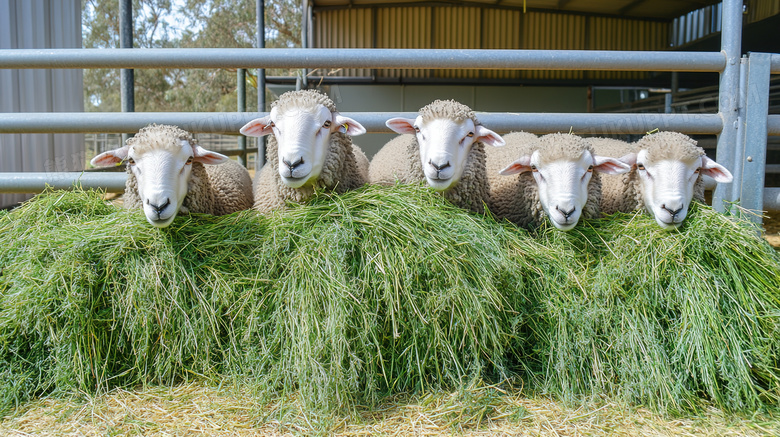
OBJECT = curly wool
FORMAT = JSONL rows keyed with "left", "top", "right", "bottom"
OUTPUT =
{"left": 486, "top": 132, "right": 602, "bottom": 228}
{"left": 252, "top": 90, "right": 368, "bottom": 212}
{"left": 122, "top": 126, "right": 253, "bottom": 215}
{"left": 367, "top": 100, "right": 491, "bottom": 213}
{"left": 586, "top": 137, "right": 643, "bottom": 215}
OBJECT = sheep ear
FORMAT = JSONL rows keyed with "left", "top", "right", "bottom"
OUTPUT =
{"left": 593, "top": 155, "right": 632, "bottom": 175}
{"left": 617, "top": 152, "right": 637, "bottom": 167}
{"left": 386, "top": 118, "right": 417, "bottom": 135}
{"left": 192, "top": 144, "right": 229, "bottom": 165}
{"left": 332, "top": 113, "right": 366, "bottom": 136}
{"left": 701, "top": 156, "right": 733, "bottom": 183}
{"left": 90, "top": 146, "right": 129, "bottom": 167}
{"left": 499, "top": 156, "right": 533, "bottom": 175}
{"left": 474, "top": 125, "right": 505, "bottom": 147}
{"left": 240, "top": 116, "right": 274, "bottom": 137}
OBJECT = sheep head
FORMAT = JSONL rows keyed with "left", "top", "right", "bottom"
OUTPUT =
{"left": 633, "top": 132, "right": 732, "bottom": 230}
{"left": 240, "top": 90, "right": 365, "bottom": 189}
{"left": 90, "top": 124, "right": 228, "bottom": 228}
{"left": 386, "top": 100, "right": 504, "bottom": 192}
{"left": 500, "top": 133, "right": 630, "bottom": 231}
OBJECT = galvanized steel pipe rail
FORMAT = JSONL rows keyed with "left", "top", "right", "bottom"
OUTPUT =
{"left": 0, "top": 112, "right": 725, "bottom": 135}
{"left": 0, "top": 48, "right": 727, "bottom": 72}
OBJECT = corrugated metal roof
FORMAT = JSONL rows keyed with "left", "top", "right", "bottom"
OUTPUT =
{"left": 312, "top": 0, "right": 722, "bottom": 21}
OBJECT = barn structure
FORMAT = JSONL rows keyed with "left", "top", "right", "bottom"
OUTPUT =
{"left": 0, "top": 0, "right": 778, "bottom": 221}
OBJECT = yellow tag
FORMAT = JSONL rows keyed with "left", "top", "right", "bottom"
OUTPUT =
{"left": 341, "top": 123, "right": 349, "bottom": 133}
{"left": 646, "top": 128, "right": 659, "bottom": 135}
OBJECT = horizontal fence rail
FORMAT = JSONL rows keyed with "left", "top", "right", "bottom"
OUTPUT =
{"left": 0, "top": 48, "right": 728, "bottom": 72}
{"left": 0, "top": 172, "right": 126, "bottom": 193}
{"left": 0, "top": 112, "right": 726, "bottom": 135}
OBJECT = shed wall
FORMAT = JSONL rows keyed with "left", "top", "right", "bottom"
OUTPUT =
{"left": 0, "top": 0, "right": 84, "bottom": 208}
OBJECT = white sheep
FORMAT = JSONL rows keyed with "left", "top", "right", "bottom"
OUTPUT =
{"left": 90, "top": 124, "right": 253, "bottom": 228}
{"left": 591, "top": 131, "right": 733, "bottom": 229}
{"left": 240, "top": 90, "right": 368, "bottom": 213}
{"left": 368, "top": 99, "right": 505, "bottom": 213}
{"left": 487, "top": 132, "right": 631, "bottom": 231}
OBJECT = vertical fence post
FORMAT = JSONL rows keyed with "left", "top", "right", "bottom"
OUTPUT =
{"left": 237, "top": 68, "right": 247, "bottom": 167}
{"left": 119, "top": 0, "right": 134, "bottom": 145}
{"left": 298, "top": 0, "right": 309, "bottom": 90}
{"left": 712, "top": 0, "right": 742, "bottom": 211}
{"left": 729, "top": 56, "right": 748, "bottom": 204}
{"left": 256, "top": 0, "right": 266, "bottom": 170}
{"left": 738, "top": 52, "right": 771, "bottom": 222}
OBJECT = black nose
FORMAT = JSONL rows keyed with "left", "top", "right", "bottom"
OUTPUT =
{"left": 556, "top": 205, "right": 576, "bottom": 219}
{"left": 429, "top": 160, "right": 451, "bottom": 171}
{"left": 147, "top": 198, "right": 171, "bottom": 218}
{"left": 661, "top": 204, "right": 684, "bottom": 217}
{"left": 283, "top": 157, "right": 304, "bottom": 171}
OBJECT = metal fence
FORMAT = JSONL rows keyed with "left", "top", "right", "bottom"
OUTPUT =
{"left": 1, "top": 0, "right": 779, "bottom": 218}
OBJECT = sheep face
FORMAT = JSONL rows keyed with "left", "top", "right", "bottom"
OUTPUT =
{"left": 240, "top": 106, "right": 365, "bottom": 189}
{"left": 633, "top": 151, "right": 732, "bottom": 230}
{"left": 386, "top": 116, "right": 504, "bottom": 191}
{"left": 500, "top": 150, "right": 630, "bottom": 231}
{"left": 91, "top": 138, "right": 228, "bottom": 228}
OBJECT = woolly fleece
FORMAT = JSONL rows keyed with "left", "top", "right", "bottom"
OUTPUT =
{"left": 586, "top": 137, "right": 643, "bottom": 215}
{"left": 252, "top": 90, "right": 368, "bottom": 213}
{"left": 123, "top": 125, "right": 253, "bottom": 215}
{"left": 486, "top": 132, "right": 603, "bottom": 228}
{"left": 367, "top": 100, "right": 491, "bottom": 214}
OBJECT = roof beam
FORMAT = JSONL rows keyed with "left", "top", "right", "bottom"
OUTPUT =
{"left": 618, "top": 0, "right": 648, "bottom": 15}
{"left": 557, "top": 0, "right": 575, "bottom": 9}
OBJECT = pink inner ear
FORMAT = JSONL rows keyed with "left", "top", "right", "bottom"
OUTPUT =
{"left": 193, "top": 145, "right": 229, "bottom": 165}
{"left": 701, "top": 156, "right": 733, "bottom": 183}
{"left": 90, "top": 148, "right": 127, "bottom": 167}
{"left": 386, "top": 118, "right": 417, "bottom": 135}
{"left": 333, "top": 114, "right": 366, "bottom": 136}
{"left": 240, "top": 117, "right": 273, "bottom": 137}
{"left": 499, "top": 156, "right": 533, "bottom": 175}
{"left": 475, "top": 126, "right": 505, "bottom": 147}
{"left": 593, "top": 156, "right": 632, "bottom": 175}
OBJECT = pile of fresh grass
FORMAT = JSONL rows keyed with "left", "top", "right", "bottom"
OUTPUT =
{"left": 0, "top": 187, "right": 561, "bottom": 416}
{"left": 0, "top": 187, "right": 779, "bottom": 418}
{"left": 531, "top": 205, "right": 780, "bottom": 413}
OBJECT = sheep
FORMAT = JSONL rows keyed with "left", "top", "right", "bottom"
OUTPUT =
{"left": 240, "top": 90, "right": 368, "bottom": 213}
{"left": 90, "top": 124, "right": 253, "bottom": 228}
{"left": 369, "top": 99, "right": 505, "bottom": 213}
{"left": 590, "top": 131, "right": 733, "bottom": 229}
{"left": 486, "top": 132, "right": 631, "bottom": 231}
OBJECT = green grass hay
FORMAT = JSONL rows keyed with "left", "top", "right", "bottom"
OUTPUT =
{"left": 0, "top": 187, "right": 779, "bottom": 417}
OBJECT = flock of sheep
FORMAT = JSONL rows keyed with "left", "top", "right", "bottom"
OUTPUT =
{"left": 90, "top": 89, "right": 734, "bottom": 231}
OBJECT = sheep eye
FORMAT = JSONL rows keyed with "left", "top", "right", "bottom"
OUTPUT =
{"left": 530, "top": 165, "right": 538, "bottom": 172}
{"left": 414, "top": 126, "right": 421, "bottom": 133}
{"left": 185, "top": 157, "right": 194, "bottom": 165}
{"left": 694, "top": 167, "right": 701, "bottom": 174}
{"left": 587, "top": 165, "right": 594, "bottom": 172}
{"left": 323, "top": 120, "right": 332, "bottom": 128}
{"left": 637, "top": 163, "right": 646, "bottom": 171}
{"left": 466, "top": 132, "right": 474, "bottom": 138}
{"left": 266, "top": 121, "right": 275, "bottom": 129}
{"left": 127, "top": 158, "right": 135, "bottom": 165}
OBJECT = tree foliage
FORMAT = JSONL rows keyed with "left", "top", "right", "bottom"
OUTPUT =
{"left": 82, "top": 0, "right": 301, "bottom": 112}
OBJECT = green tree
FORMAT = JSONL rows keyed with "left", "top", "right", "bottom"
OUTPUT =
{"left": 82, "top": 0, "right": 301, "bottom": 113}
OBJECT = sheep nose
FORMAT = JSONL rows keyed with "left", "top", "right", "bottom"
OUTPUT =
{"left": 428, "top": 160, "right": 451, "bottom": 172}
{"left": 283, "top": 157, "right": 304, "bottom": 171}
{"left": 661, "top": 203, "right": 684, "bottom": 218}
{"left": 556, "top": 205, "right": 576, "bottom": 220}
{"left": 147, "top": 198, "right": 171, "bottom": 218}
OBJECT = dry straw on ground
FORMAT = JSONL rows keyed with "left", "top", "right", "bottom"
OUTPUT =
{"left": 1, "top": 382, "right": 778, "bottom": 436}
